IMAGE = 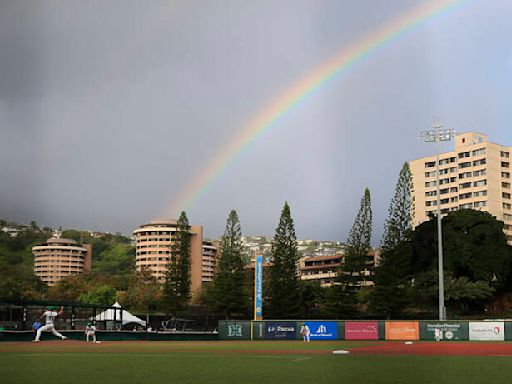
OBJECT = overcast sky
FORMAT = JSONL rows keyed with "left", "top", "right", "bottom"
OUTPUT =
{"left": 1, "top": 0, "right": 511, "bottom": 243}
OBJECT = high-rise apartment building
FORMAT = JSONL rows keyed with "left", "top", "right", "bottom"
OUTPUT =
{"left": 409, "top": 132, "right": 512, "bottom": 243}
{"left": 32, "top": 237, "right": 92, "bottom": 286}
{"left": 201, "top": 241, "right": 218, "bottom": 285}
{"left": 133, "top": 219, "right": 206, "bottom": 295}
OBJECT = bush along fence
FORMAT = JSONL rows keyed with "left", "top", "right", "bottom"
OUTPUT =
{"left": 218, "top": 320, "right": 512, "bottom": 342}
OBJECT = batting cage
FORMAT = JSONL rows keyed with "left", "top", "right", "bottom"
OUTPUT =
{"left": 0, "top": 298, "right": 123, "bottom": 331}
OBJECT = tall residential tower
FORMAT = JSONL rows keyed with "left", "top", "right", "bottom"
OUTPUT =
{"left": 409, "top": 132, "right": 511, "bottom": 243}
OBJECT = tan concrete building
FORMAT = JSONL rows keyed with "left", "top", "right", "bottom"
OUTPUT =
{"left": 410, "top": 132, "right": 512, "bottom": 243}
{"left": 299, "top": 250, "right": 379, "bottom": 287}
{"left": 201, "top": 241, "right": 218, "bottom": 285}
{"left": 133, "top": 219, "right": 205, "bottom": 295}
{"left": 32, "top": 237, "right": 92, "bottom": 286}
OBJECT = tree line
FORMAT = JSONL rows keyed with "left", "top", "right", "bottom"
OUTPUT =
{"left": 2, "top": 162, "right": 512, "bottom": 319}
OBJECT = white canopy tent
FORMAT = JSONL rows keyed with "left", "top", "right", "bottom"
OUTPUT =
{"left": 92, "top": 302, "right": 146, "bottom": 327}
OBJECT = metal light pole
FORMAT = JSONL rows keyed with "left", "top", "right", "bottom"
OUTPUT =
{"left": 421, "top": 122, "right": 455, "bottom": 321}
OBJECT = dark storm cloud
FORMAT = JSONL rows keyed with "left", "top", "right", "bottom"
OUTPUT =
{"left": 0, "top": 0, "right": 511, "bottom": 243}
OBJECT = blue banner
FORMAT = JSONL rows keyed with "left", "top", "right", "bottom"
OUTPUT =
{"left": 264, "top": 321, "right": 297, "bottom": 339}
{"left": 254, "top": 255, "right": 263, "bottom": 319}
{"left": 305, "top": 321, "right": 338, "bottom": 340}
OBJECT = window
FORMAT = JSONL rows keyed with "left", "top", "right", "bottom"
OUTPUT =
{"left": 504, "top": 213, "right": 512, "bottom": 221}
{"left": 501, "top": 151, "right": 510, "bottom": 158}
{"left": 474, "top": 180, "right": 487, "bottom": 187}
{"left": 450, "top": 187, "right": 458, "bottom": 193}
{"left": 459, "top": 182, "right": 471, "bottom": 189}
{"left": 473, "top": 169, "right": 486, "bottom": 177}
{"left": 459, "top": 172, "right": 472, "bottom": 179}
{"left": 439, "top": 168, "right": 449, "bottom": 175}
{"left": 450, "top": 157, "right": 457, "bottom": 163}
{"left": 459, "top": 161, "right": 471, "bottom": 169}
{"left": 459, "top": 192, "right": 472, "bottom": 200}
{"left": 473, "top": 159, "right": 486, "bottom": 167}
{"left": 439, "top": 158, "right": 450, "bottom": 165}
{"left": 439, "top": 178, "right": 451, "bottom": 185}
{"left": 425, "top": 171, "right": 436, "bottom": 178}
{"left": 502, "top": 172, "right": 510, "bottom": 179}
{"left": 440, "top": 198, "right": 449, "bottom": 205}
{"left": 504, "top": 203, "right": 512, "bottom": 210}
{"left": 426, "top": 201, "right": 433, "bottom": 207}
{"left": 450, "top": 167, "right": 458, "bottom": 173}
{"left": 440, "top": 188, "right": 450, "bottom": 195}
{"left": 458, "top": 152, "right": 470, "bottom": 158}
{"left": 425, "top": 161, "right": 435, "bottom": 168}
{"left": 472, "top": 148, "right": 486, "bottom": 156}
{"left": 451, "top": 197, "right": 458, "bottom": 203}
{"left": 426, "top": 191, "right": 437, "bottom": 197}
{"left": 459, "top": 203, "right": 473, "bottom": 209}
{"left": 503, "top": 192, "right": 511, "bottom": 199}
{"left": 474, "top": 201, "right": 487, "bottom": 208}
{"left": 503, "top": 182, "right": 511, "bottom": 189}
{"left": 425, "top": 181, "right": 436, "bottom": 188}
{"left": 474, "top": 190, "right": 487, "bottom": 197}
{"left": 503, "top": 162, "right": 510, "bottom": 168}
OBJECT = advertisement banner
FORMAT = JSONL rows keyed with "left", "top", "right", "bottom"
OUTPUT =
{"left": 345, "top": 321, "right": 379, "bottom": 340}
{"left": 305, "top": 321, "right": 338, "bottom": 340}
{"left": 264, "top": 321, "right": 297, "bottom": 340}
{"left": 420, "top": 322, "right": 468, "bottom": 341}
{"left": 385, "top": 321, "right": 419, "bottom": 340}
{"left": 469, "top": 322, "right": 505, "bottom": 341}
{"left": 218, "top": 321, "right": 251, "bottom": 340}
{"left": 254, "top": 255, "right": 263, "bottom": 319}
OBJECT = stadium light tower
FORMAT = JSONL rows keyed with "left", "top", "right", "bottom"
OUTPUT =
{"left": 421, "top": 122, "right": 455, "bottom": 321}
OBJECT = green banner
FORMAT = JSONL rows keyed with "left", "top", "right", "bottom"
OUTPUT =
{"left": 218, "top": 320, "right": 251, "bottom": 340}
{"left": 337, "top": 321, "right": 345, "bottom": 340}
{"left": 420, "top": 321, "right": 468, "bottom": 341}
{"left": 252, "top": 321, "right": 265, "bottom": 340}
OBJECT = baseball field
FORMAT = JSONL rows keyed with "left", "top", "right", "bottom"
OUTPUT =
{"left": 2, "top": 340, "right": 512, "bottom": 384}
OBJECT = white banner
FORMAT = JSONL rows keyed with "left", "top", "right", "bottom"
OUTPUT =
{"left": 469, "top": 322, "right": 504, "bottom": 341}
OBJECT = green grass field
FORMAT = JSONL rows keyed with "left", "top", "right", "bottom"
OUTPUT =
{"left": 2, "top": 341, "right": 512, "bottom": 384}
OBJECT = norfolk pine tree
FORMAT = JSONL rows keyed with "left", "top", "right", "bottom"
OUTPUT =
{"left": 209, "top": 210, "right": 247, "bottom": 318}
{"left": 324, "top": 188, "right": 372, "bottom": 317}
{"left": 163, "top": 211, "right": 191, "bottom": 313}
{"left": 267, "top": 202, "right": 302, "bottom": 318}
{"left": 370, "top": 162, "right": 414, "bottom": 317}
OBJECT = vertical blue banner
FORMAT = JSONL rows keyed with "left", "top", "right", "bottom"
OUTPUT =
{"left": 255, "top": 255, "right": 263, "bottom": 319}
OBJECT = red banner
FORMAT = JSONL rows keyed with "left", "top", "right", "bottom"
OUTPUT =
{"left": 345, "top": 321, "right": 379, "bottom": 340}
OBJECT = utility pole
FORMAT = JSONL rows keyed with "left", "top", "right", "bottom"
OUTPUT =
{"left": 421, "top": 122, "right": 455, "bottom": 321}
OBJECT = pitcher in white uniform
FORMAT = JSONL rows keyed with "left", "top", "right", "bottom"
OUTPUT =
{"left": 33, "top": 306, "right": 67, "bottom": 342}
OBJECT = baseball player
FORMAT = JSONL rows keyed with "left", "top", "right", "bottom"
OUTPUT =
{"left": 85, "top": 322, "right": 98, "bottom": 343}
{"left": 33, "top": 306, "right": 67, "bottom": 342}
{"left": 300, "top": 323, "right": 311, "bottom": 343}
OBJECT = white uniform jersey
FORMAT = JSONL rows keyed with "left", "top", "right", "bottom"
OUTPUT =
{"left": 86, "top": 325, "right": 96, "bottom": 333}
{"left": 43, "top": 311, "right": 58, "bottom": 325}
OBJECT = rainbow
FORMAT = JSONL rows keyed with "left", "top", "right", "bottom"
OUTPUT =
{"left": 166, "top": 0, "right": 470, "bottom": 216}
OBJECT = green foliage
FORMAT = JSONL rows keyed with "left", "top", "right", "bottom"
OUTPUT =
{"left": 370, "top": 163, "right": 414, "bottom": 317}
{"left": 78, "top": 285, "right": 117, "bottom": 305}
{"left": 118, "top": 267, "right": 162, "bottom": 313}
{"left": 410, "top": 209, "right": 512, "bottom": 314}
{"left": 162, "top": 212, "right": 192, "bottom": 313}
{"left": 267, "top": 202, "right": 302, "bottom": 318}
{"left": 206, "top": 210, "right": 247, "bottom": 318}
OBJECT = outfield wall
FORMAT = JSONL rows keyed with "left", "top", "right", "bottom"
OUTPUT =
{"left": 0, "top": 330, "right": 218, "bottom": 342}
{"left": 218, "top": 320, "right": 512, "bottom": 341}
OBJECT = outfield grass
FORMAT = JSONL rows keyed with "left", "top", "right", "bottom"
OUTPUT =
{"left": 2, "top": 341, "right": 512, "bottom": 384}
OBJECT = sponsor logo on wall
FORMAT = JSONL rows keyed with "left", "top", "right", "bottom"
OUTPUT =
{"left": 345, "top": 321, "right": 379, "bottom": 340}
{"left": 469, "top": 322, "right": 504, "bottom": 341}
{"left": 227, "top": 324, "right": 243, "bottom": 337}
{"left": 305, "top": 321, "right": 337, "bottom": 340}
{"left": 265, "top": 321, "right": 297, "bottom": 340}
{"left": 385, "top": 321, "right": 419, "bottom": 340}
